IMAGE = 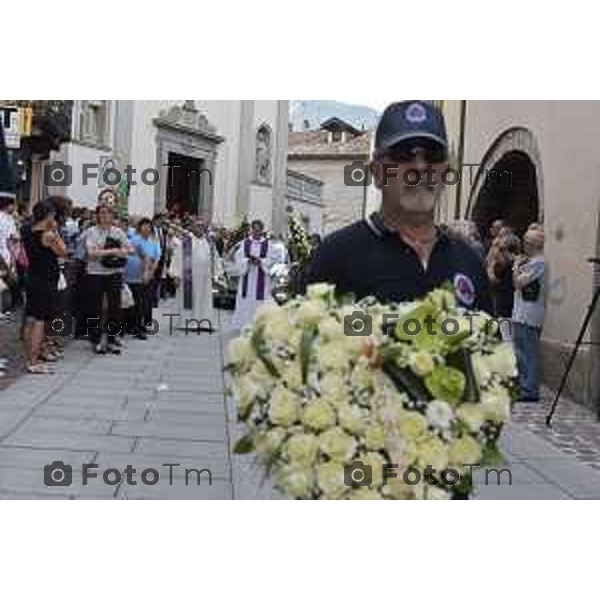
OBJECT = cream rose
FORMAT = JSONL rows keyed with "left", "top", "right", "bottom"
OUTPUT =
{"left": 276, "top": 465, "right": 314, "bottom": 499}
{"left": 233, "top": 376, "right": 261, "bottom": 414}
{"left": 485, "top": 343, "right": 517, "bottom": 379}
{"left": 409, "top": 351, "right": 436, "bottom": 377}
{"left": 364, "top": 423, "right": 386, "bottom": 450}
{"left": 286, "top": 433, "right": 320, "bottom": 466}
{"left": 307, "top": 282, "right": 335, "bottom": 301}
{"left": 425, "top": 400, "right": 455, "bottom": 431}
{"left": 448, "top": 435, "right": 482, "bottom": 466}
{"left": 268, "top": 388, "right": 300, "bottom": 426}
{"left": 480, "top": 388, "right": 511, "bottom": 422}
{"left": 254, "top": 303, "right": 285, "bottom": 324}
{"left": 425, "top": 485, "right": 451, "bottom": 500}
{"left": 295, "top": 300, "right": 326, "bottom": 326}
{"left": 337, "top": 402, "right": 367, "bottom": 435}
{"left": 351, "top": 487, "right": 384, "bottom": 500}
{"left": 456, "top": 403, "right": 485, "bottom": 432}
{"left": 472, "top": 351, "right": 493, "bottom": 387}
{"left": 350, "top": 361, "right": 376, "bottom": 390}
{"left": 398, "top": 412, "right": 429, "bottom": 441}
{"left": 302, "top": 399, "right": 337, "bottom": 431}
{"left": 228, "top": 336, "right": 255, "bottom": 365}
{"left": 317, "top": 342, "right": 351, "bottom": 372}
{"left": 281, "top": 363, "right": 303, "bottom": 389}
{"left": 265, "top": 316, "right": 294, "bottom": 343}
{"left": 317, "top": 461, "right": 348, "bottom": 499}
{"left": 255, "top": 428, "right": 287, "bottom": 455}
{"left": 417, "top": 436, "right": 449, "bottom": 472}
{"left": 318, "top": 427, "right": 356, "bottom": 462}
{"left": 319, "top": 316, "right": 345, "bottom": 341}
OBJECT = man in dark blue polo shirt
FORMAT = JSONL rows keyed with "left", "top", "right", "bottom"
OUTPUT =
{"left": 306, "top": 101, "right": 491, "bottom": 313}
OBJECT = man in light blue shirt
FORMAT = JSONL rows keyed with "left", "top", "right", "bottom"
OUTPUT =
{"left": 512, "top": 228, "right": 546, "bottom": 402}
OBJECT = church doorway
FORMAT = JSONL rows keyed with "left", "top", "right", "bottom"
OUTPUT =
{"left": 166, "top": 152, "right": 204, "bottom": 216}
{"left": 471, "top": 150, "right": 539, "bottom": 239}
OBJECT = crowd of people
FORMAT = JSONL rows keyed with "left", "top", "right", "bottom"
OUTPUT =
{"left": 0, "top": 185, "right": 321, "bottom": 377}
{"left": 0, "top": 190, "right": 223, "bottom": 374}
{"left": 441, "top": 218, "right": 547, "bottom": 402}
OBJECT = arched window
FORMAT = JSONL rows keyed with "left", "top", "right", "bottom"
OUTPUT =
{"left": 255, "top": 124, "right": 272, "bottom": 184}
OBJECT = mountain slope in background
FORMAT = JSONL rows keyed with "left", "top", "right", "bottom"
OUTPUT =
{"left": 289, "top": 100, "right": 380, "bottom": 131}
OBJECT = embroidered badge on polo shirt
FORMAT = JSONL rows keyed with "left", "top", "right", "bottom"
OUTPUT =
{"left": 453, "top": 272, "right": 475, "bottom": 306}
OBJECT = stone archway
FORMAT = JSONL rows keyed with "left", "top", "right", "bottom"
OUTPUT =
{"left": 153, "top": 101, "right": 224, "bottom": 219}
{"left": 466, "top": 127, "right": 543, "bottom": 239}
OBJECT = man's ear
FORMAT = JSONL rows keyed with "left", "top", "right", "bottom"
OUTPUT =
{"left": 371, "top": 161, "right": 383, "bottom": 190}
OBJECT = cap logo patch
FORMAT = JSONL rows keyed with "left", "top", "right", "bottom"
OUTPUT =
{"left": 405, "top": 102, "right": 427, "bottom": 124}
{"left": 453, "top": 272, "right": 476, "bottom": 306}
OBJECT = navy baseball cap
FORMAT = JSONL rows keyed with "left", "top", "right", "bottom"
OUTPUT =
{"left": 375, "top": 101, "right": 448, "bottom": 155}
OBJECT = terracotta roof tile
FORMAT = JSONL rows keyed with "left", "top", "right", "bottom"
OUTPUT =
{"left": 288, "top": 130, "right": 372, "bottom": 158}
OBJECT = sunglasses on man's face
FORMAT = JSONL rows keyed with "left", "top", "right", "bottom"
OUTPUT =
{"left": 382, "top": 142, "right": 447, "bottom": 165}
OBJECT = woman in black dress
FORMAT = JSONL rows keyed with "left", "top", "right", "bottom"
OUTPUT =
{"left": 22, "top": 200, "right": 67, "bottom": 374}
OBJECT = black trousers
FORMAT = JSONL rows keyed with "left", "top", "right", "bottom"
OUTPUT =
{"left": 126, "top": 282, "right": 151, "bottom": 333}
{"left": 143, "top": 281, "right": 156, "bottom": 325}
{"left": 86, "top": 273, "right": 123, "bottom": 344}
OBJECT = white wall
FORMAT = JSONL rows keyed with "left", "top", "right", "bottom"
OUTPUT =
{"left": 248, "top": 183, "right": 274, "bottom": 227}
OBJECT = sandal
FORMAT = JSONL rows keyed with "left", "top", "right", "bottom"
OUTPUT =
{"left": 26, "top": 363, "right": 54, "bottom": 375}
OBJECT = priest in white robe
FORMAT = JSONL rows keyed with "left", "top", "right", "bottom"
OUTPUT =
{"left": 169, "top": 224, "right": 218, "bottom": 332}
{"left": 231, "top": 220, "right": 278, "bottom": 330}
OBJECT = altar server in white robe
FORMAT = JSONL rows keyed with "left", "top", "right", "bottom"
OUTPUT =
{"left": 231, "top": 220, "right": 278, "bottom": 330}
{"left": 170, "top": 224, "right": 218, "bottom": 332}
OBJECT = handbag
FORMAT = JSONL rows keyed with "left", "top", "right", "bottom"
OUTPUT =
{"left": 121, "top": 283, "right": 135, "bottom": 309}
{"left": 100, "top": 236, "right": 128, "bottom": 269}
{"left": 521, "top": 279, "right": 541, "bottom": 302}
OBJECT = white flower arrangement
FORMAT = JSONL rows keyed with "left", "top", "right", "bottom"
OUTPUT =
{"left": 226, "top": 283, "right": 516, "bottom": 499}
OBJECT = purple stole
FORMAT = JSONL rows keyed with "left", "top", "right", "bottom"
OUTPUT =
{"left": 182, "top": 234, "right": 193, "bottom": 310}
{"left": 242, "top": 237, "right": 268, "bottom": 300}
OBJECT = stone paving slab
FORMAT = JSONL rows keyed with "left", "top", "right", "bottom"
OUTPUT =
{"left": 117, "top": 478, "right": 231, "bottom": 499}
{"left": 2, "top": 301, "right": 600, "bottom": 499}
